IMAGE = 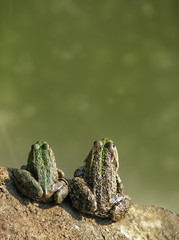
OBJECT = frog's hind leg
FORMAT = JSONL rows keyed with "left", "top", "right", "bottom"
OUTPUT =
{"left": 110, "top": 194, "right": 131, "bottom": 221}
{"left": 12, "top": 169, "right": 43, "bottom": 200}
{"left": 69, "top": 177, "right": 97, "bottom": 214}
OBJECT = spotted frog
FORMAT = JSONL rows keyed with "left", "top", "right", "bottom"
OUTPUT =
{"left": 12, "top": 140, "right": 68, "bottom": 203}
{"left": 69, "top": 138, "right": 131, "bottom": 221}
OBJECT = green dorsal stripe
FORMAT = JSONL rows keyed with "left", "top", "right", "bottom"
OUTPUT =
{"left": 100, "top": 138, "right": 108, "bottom": 177}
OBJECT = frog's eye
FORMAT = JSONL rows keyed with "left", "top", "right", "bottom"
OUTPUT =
{"left": 104, "top": 142, "right": 111, "bottom": 148}
{"left": 94, "top": 140, "right": 103, "bottom": 148}
{"left": 34, "top": 144, "right": 40, "bottom": 150}
{"left": 104, "top": 142, "right": 115, "bottom": 150}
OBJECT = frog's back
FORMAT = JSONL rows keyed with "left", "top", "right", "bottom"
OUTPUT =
{"left": 27, "top": 141, "right": 58, "bottom": 194}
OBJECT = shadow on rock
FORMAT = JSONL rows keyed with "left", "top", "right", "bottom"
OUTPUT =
{"left": 59, "top": 196, "right": 83, "bottom": 221}
{"left": 5, "top": 168, "right": 83, "bottom": 221}
{"left": 61, "top": 196, "right": 114, "bottom": 225}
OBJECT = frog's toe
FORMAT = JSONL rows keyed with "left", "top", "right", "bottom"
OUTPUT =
{"left": 110, "top": 197, "right": 131, "bottom": 221}
{"left": 54, "top": 181, "right": 69, "bottom": 204}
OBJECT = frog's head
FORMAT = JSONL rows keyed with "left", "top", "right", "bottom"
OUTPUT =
{"left": 93, "top": 138, "right": 119, "bottom": 176}
{"left": 27, "top": 140, "right": 56, "bottom": 175}
{"left": 33, "top": 140, "right": 50, "bottom": 151}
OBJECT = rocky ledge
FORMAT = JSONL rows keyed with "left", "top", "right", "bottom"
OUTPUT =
{"left": 0, "top": 167, "right": 178, "bottom": 240}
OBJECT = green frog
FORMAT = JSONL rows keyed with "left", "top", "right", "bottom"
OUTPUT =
{"left": 12, "top": 140, "right": 68, "bottom": 203}
{"left": 69, "top": 138, "right": 131, "bottom": 221}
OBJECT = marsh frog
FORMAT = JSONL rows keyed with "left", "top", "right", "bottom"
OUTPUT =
{"left": 12, "top": 140, "right": 68, "bottom": 203}
{"left": 69, "top": 138, "right": 131, "bottom": 221}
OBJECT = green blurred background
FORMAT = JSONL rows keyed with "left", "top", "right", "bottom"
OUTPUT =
{"left": 0, "top": 0, "right": 178, "bottom": 212}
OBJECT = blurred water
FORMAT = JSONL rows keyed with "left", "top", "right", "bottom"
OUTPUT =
{"left": 0, "top": 0, "right": 179, "bottom": 212}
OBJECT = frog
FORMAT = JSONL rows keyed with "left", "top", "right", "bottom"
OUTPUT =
{"left": 12, "top": 140, "right": 69, "bottom": 203}
{"left": 69, "top": 138, "right": 131, "bottom": 221}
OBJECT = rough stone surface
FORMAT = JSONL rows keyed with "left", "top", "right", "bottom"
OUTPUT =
{"left": 0, "top": 167, "right": 178, "bottom": 240}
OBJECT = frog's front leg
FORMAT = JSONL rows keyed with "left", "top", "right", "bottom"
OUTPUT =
{"left": 110, "top": 194, "right": 131, "bottom": 221}
{"left": 69, "top": 177, "right": 97, "bottom": 214}
{"left": 54, "top": 179, "right": 69, "bottom": 204}
{"left": 12, "top": 169, "right": 43, "bottom": 200}
{"left": 116, "top": 173, "right": 123, "bottom": 193}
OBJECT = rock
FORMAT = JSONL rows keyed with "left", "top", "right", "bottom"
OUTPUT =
{"left": 0, "top": 167, "right": 178, "bottom": 240}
